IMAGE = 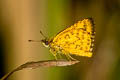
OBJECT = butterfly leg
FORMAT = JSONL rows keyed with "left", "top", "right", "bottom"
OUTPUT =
{"left": 54, "top": 54, "right": 57, "bottom": 60}
{"left": 49, "top": 48, "right": 58, "bottom": 60}
{"left": 64, "top": 54, "right": 71, "bottom": 61}
{"left": 51, "top": 52, "right": 57, "bottom": 60}
{"left": 58, "top": 53, "right": 62, "bottom": 59}
{"left": 64, "top": 53, "right": 77, "bottom": 61}
{"left": 67, "top": 54, "right": 77, "bottom": 61}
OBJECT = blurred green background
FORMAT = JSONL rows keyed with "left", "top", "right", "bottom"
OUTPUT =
{"left": 0, "top": 0, "right": 120, "bottom": 80}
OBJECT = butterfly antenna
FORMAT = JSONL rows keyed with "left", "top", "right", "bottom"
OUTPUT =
{"left": 40, "top": 30, "right": 47, "bottom": 39}
{"left": 28, "top": 30, "right": 47, "bottom": 42}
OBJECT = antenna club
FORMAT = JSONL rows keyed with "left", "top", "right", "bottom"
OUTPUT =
{"left": 28, "top": 40, "right": 41, "bottom": 42}
{"left": 28, "top": 40, "right": 34, "bottom": 42}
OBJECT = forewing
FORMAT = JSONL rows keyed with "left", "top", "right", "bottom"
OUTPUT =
{"left": 51, "top": 18, "right": 95, "bottom": 57}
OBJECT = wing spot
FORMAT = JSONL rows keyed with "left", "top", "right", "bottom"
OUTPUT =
{"left": 87, "top": 39, "right": 90, "bottom": 41}
{"left": 70, "top": 32, "right": 74, "bottom": 35}
{"left": 64, "top": 34, "right": 70, "bottom": 39}
{"left": 75, "top": 45, "right": 80, "bottom": 49}
{"left": 87, "top": 43, "right": 90, "bottom": 45}
{"left": 76, "top": 36, "right": 80, "bottom": 40}
{"left": 80, "top": 47, "right": 83, "bottom": 50}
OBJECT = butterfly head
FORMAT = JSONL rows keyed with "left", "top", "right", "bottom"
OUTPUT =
{"left": 28, "top": 39, "right": 50, "bottom": 48}
{"left": 39, "top": 30, "right": 50, "bottom": 47}
{"left": 41, "top": 39, "right": 50, "bottom": 47}
{"left": 28, "top": 30, "right": 50, "bottom": 48}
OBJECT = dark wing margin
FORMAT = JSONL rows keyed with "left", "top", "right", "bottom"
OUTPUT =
{"left": 87, "top": 18, "right": 96, "bottom": 53}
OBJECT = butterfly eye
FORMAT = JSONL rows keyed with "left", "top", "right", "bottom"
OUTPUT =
{"left": 45, "top": 40, "right": 49, "bottom": 45}
{"left": 41, "top": 39, "right": 49, "bottom": 46}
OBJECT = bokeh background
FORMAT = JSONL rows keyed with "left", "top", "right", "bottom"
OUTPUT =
{"left": 0, "top": 0, "right": 120, "bottom": 80}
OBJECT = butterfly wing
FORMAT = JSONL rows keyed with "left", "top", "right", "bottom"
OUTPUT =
{"left": 50, "top": 18, "right": 95, "bottom": 57}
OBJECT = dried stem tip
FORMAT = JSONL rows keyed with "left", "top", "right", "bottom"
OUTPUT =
{"left": 16, "top": 60, "right": 80, "bottom": 70}
{"left": 0, "top": 60, "right": 79, "bottom": 80}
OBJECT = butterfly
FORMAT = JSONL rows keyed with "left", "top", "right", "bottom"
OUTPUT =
{"left": 29, "top": 18, "right": 95, "bottom": 60}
